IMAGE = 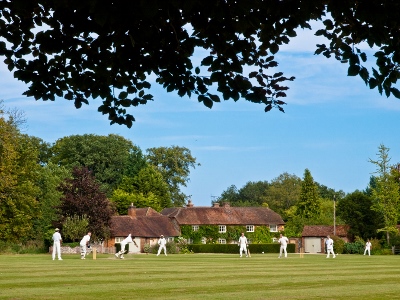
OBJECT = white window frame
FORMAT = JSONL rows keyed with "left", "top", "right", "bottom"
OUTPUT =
{"left": 269, "top": 224, "right": 278, "bottom": 232}
{"left": 219, "top": 225, "right": 226, "bottom": 233}
{"left": 192, "top": 225, "right": 199, "bottom": 231}
{"left": 272, "top": 237, "right": 278, "bottom": 243}
{"left": 246, "top": 225, "right": 254, "bottom": 232}
{"left": 115, "top": 237, "right": 124, "bottom": 243}
{"left": 187, "top": 238, "right": 193, "bottom": 244}
{"left": 201, "top": 237, "right": 207, "bottom": 244}
{"left": 218, "top": 238, "right": 226, "bottom": 244}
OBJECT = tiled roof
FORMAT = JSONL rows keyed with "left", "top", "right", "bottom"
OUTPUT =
{"left": 160, "top": 206, "right": 284, "bottom": 225}
{"left": 302, "top": 225, "right": 350, "bottom": 237}
{"left": 110, "top": 214, "right": 180, "bottom": 238}
{"left": 132, "top": 207, "right": 161, "bottom": 217}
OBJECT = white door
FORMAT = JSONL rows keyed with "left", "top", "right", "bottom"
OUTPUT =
{"left": 129, "top": 237, "right": 141, "bottom": 253}
{"left": 304, "top": 238, "right": 321, "bottom": 253}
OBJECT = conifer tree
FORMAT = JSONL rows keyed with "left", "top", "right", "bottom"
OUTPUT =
{"left": 296, "top": 169, "right": 321, "bottom": 219}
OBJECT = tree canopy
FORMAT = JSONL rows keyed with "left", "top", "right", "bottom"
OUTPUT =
{"left": 50, "top": 134, "right": 137, "bottom": 194}
{"left": 1, "top": 1, "right": 400, "bottom": 127}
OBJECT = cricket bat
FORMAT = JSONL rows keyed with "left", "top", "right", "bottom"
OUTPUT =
{"left": 247, "top": 248, "right": 251, "bottom": 257}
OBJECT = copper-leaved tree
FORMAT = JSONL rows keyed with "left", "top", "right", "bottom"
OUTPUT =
{"left": 57, "top": 166, "right": 115, "bottom": 241}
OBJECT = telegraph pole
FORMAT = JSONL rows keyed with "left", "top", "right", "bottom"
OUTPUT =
{"left": 333, "top": 195, "right": 336, "bottom": 236}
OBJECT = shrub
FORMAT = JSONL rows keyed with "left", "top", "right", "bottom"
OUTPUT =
{"left": 0, "top": 240, "right": 47, "bottom": 254}
{"left": 343, "top": 237, "right": 365, "bottom": 254}
{"left": 332, "top": 236, "right": 345, "bottom": 254}
{"left": 143, "top": 243, "right": 151, "bottom": 254}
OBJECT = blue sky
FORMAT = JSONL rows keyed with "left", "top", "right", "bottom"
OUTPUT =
{"left": 1, "top": 24, "right": 400, "bottom": 207}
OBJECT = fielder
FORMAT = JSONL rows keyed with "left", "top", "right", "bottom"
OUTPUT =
{"left": 278, "top": 233, "right": 289, "bottom": 258}
{"left": 115, "top": 234, "right": 138, "bottom": 259}
{"left": 157, "top": 235, "right": 167, "bottom": 256}
{"left": 326, "top": 235, "right": 336, "bottom": 258}
{"left": 80, "top": 232, "right": 91, "bottom": 259}
{"left": 364, "top": 239, "right": 372, "bottom": 256}
{"left": 52, "top": 228, "right": 63, "bottom": 261}
{"left": 238, "top": 232, "right": 248, "bottom": 257}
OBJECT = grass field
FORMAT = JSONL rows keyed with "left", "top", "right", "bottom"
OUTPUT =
{"left": 1, "top": 253, "right": 400, "bottom": 300}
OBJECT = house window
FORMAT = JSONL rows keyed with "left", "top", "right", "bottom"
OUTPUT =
{"left": 201, "top": 237, "right": 207, "bottom": 244}
{"left": 219, "top": 225, "right": 226, "bottom": 233}
{"left": 187, "top": 238, "right": 193, "bottom": 244}
{"left": 272, "top": 237, "right": 278, "bottom": 243}
{"left": 115, "top": 237, "right": 124, "bottom": 243}
{"left": 167, "top": 237, "right": 173, "bottom": 242}
{"left": 192, "top": 225, "right": 199, "bottom": 231}
{"left": 269, "top": 224, "right": 277, "bottom": 232}
{"left": 246, "top": 225, "right": 254, "bottom": 232}
{"left": 218, "top": 238, "right": 226, "bottom": 244}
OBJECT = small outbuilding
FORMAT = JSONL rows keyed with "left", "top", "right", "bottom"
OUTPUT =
{"left": 301, "top": 225, "right": 350, "bottom": 253}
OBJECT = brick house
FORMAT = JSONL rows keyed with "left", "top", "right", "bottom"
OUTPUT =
{"left": 160, "top": 200, "right": 285, "bottom": 244}
{"left": 301, "top": 225, "right": 350, "bottom": 253}
{"left": 105, "top": 205, "right": 180, "bottom": 253}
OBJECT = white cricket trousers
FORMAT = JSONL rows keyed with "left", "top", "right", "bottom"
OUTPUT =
{"left": 52, "top": 241, "right": 61, "bottom": 260}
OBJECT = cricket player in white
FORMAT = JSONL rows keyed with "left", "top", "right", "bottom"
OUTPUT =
{"left": 80, "top": 232, "right": 91, "bottom": 259}
{"left": 326, "top": 235, "right": 336, "bottom": 258}
{"left": 52, "top": 228, "right": 63, "bottom": 260}
{"left": 238, "top": 232, "right": 248, "bottom": 257}
{"left": 115, "top": 234, "right": 137, "bottom": 259}
{"left": 364, "top": 239, "right": 372, "bottom": 256}
{"left": 157, "top": 235, "right": 167, "bottom": 256}
{"left": 278, "top": 233, "right": 289, "bottom": 258}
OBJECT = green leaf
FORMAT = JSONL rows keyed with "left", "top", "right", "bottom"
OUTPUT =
{"left": 265, "top": 104, "right": 272, "bottom": 112}
{"left": 119, "top": 91, "right": 128, "bottom": 99}
{"left": 201, "top": 56, "right": 214, "bottom": 66}
{"left": 120, "top": 99, "right": 131, "bottom": 107}
{"left": 390, "top": 87, "right": 400, "bottom": 98}
{"left": 209, "top": 94, "right": 220, "bottom": 102}
{"left": 369, "top": 78, "right": 378, "bottom": 89}
{"left": 348, "top": 65, "right": 360, "bottom": 76}
{"left": 270, "top": 43, "right": 279, "bottom": 54}
{"left": 195, "top": 67, "right": 200, "bottom": 74}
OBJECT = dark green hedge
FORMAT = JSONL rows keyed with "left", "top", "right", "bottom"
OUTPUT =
{"left": 187, "top": 243, "right": 295, "bottom": 254}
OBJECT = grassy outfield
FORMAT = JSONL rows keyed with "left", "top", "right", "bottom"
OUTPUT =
{"left": 1, "top": 253, "right": 400, "bottom": 300}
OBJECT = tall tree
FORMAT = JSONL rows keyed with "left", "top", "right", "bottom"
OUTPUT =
{"left": 57, "top": 166, "right": 115, "bottom": 241}
{"left": 50, "top": 134, "right": 137, "bottom": 195}
{"left": 296, "top": 169, "right": 321, "bottom": 219}
{"left": 34, "top": 162, "right": 71, "bottom": 242}
{"left": 368, "top": 144, "right": 400, "bottom": 245}
{"left": 123, "top": 147, "right": 148, "bottom": 178}
{"left": 111, "top": 165, "right": 171, "bottom": 214}
{"left": 0, "top": 111, "right": 40, "bottom": 243}
{"left": 218, "top": 181, "right": 270, "bottom": 207}
{"left": 2, "top": 1, "right": 400, "bottom": 126}
{"left": 146, "top": 146, "right": 199, "bottom": 207}
{"left": 264, "top": 173, "right": 301, "bottom": 218}
{"left": 337, "top": 190, "right": 382, "bottom": 240}
{"left": 217, "top": 185, "right": 241, "bottom": 205}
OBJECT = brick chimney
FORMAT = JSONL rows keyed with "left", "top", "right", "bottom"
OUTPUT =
{"left": 128, "top": 203, "right": 136, "bottom": 218}
{"left": 213, "top": 202, "right": 220, "bottom": 207}
{"left": 186, "top": 199, "right": 194, "bottom": 207}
